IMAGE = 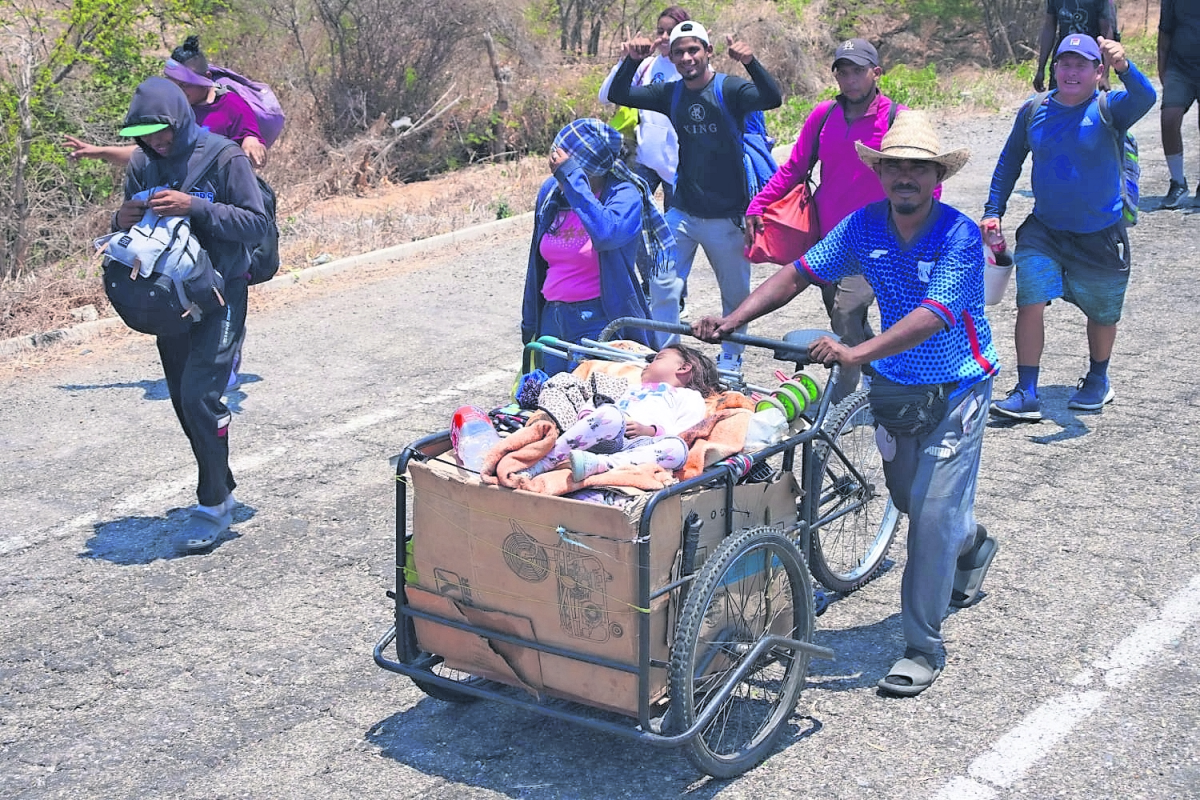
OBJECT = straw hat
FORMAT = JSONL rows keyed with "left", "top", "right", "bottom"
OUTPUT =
{"left": 855, "top": 110, "right": 970, "bottom": 180}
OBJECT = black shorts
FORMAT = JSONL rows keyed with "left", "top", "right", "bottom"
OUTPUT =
{"left": 1163, "top": 68, "right": 1200, "bottom": 110}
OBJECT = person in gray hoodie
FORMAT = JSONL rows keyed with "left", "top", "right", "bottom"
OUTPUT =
{"left": 113, "top": 76, "right": 270, "bottom": 552}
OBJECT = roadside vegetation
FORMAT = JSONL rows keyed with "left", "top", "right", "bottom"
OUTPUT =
{"left": 0, "top": 0, "right": 1157, "bottom": 339}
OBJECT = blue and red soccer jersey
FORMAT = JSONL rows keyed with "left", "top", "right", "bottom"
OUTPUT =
{"left": 799, "top": 200, "right": 999, "bottom": 390}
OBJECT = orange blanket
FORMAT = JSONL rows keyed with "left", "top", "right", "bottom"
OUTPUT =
{"left": 675, "top": 392, "right": 757, "bottom": 479}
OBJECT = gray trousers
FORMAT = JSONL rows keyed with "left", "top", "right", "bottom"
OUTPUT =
{"left": 666, "top": 208, "right": 751, "bottom": 360}
{"left": 878, "top": 377, "right": 992, "bottom": 660}
{"left": 821, "top": 274, "right": 876, "bottom": 403}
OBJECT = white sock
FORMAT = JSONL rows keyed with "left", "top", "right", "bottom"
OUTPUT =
{"left": 1167, "top": 153, "right": 1186, "bottom": 185}
{"left": 196, "top": 494, "right": 235, "bottom": 516}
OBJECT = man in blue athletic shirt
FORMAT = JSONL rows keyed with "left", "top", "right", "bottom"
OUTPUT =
{"left": 695, "top": 111, "right": 1000, "bottom": 697}
{"left": 984, "top": 34, "right": 1154, "bottom": 421}
{"left": 609, "top": 21, "right": 781, "bottom": 373}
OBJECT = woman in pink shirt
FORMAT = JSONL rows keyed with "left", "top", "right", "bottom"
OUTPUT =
{"left": 521, "top": 119, "right": 677, "bottom": 375}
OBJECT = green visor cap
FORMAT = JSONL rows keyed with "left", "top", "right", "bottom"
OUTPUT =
{"left": 119, "top": 121, "right": 169, "bottom": 137}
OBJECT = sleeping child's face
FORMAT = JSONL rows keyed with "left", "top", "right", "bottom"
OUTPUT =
{"left": 641, "top": 348, "right": 691, "bottom": 387}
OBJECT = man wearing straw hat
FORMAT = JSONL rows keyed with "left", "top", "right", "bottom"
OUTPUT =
{"left": 695, "top": 110, "right": 1000, "bottom": 697}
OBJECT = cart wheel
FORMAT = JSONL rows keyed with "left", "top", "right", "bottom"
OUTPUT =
{"left": 810, "top": 390, "right": 901, "bottom": 593}
{"left": 407, "top": 651, "right": 485, "bottom": 704}
{"left": 668, "top": 526, "right": 813, "bottom": 778}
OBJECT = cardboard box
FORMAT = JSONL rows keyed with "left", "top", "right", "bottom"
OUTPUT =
{"left": 406, "top": 456, "right": 799, "bottom": 716}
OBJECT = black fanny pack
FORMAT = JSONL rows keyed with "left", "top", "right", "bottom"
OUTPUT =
{"left": 868, "top": 374, "right": 954, "bottom": 438}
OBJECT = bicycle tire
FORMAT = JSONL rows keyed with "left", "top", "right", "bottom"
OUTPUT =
{"left": 407, "top": 651, "right": 485, "bottom": 704}
{"left": 668, "top": 526, "right": 813, "bottom": 778}
{"left": 809, "top": 391, "right": 901, "bottom": 593}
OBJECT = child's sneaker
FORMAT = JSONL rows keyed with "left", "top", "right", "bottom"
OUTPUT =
{"left": 989, "top": 386, "right": 1042, "bottom": 421}
{"left": 714, "top": 352, "right": 743, "bottom": 375}
{"left": 570, "top": 451, "right": 610, "bottom": 482}
{"left": 1067, "top": 374, "right": 1114, "bottom": 411}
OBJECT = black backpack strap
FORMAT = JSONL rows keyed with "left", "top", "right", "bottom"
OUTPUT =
{"left": 805, "top": 100, "right": 838, "bottom": 179}
{"left": 1096, "top": 89, "right": 1119, "bottom": 131}
{"left": 180, "top": 131, "right": 242, "bottom": 193}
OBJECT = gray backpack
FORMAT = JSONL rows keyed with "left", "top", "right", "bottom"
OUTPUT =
{"left": 97, "top": 134, "right": 236, "bottom": 336}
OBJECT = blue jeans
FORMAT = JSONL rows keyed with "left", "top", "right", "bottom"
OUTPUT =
{"left": 877, "top": 377, "right": 992, "bottom": 660}
{"left": 666, "top": 208, "right": 752, "bottom": 359}
{"left": 538, "top": 298, "right": 607, "bottom": 376}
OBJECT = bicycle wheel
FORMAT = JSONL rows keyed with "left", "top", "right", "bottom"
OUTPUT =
{"left": 810, "top": 390, "right": 901, "bottom": 594}
{"left": 668, "top": 526, "right": 813, "bottom": 778}
{"left": 407, "top": 651, "right": 486, "bottom": 703}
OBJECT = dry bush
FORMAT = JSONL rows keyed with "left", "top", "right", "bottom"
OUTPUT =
{"left": 0, "top": 258, "right": 107, "bottom": 341}
{"left": 712, "top": 1, "right": 833, "bottom": 99}
{"left": 279, "top": 152, "right": 548, "bottom": 267}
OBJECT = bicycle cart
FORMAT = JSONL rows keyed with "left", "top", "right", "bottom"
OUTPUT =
{"left": 373, "top": 321, "right": 899, "bottom": 777}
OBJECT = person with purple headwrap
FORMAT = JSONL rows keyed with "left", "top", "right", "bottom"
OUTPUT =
{"left": 521, "top": 118, "right": 678, "bottom": 375}
{"left": 63, "top": 36, "right": 267, "bottom": 169}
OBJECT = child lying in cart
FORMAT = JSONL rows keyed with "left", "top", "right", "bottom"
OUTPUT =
{"left": 519, "top": 344, "right": 720, "bottom": 482}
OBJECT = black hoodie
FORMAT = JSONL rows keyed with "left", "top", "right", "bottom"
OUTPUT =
{"left": 117, "top": 77, "right": 269, "bottom": 280}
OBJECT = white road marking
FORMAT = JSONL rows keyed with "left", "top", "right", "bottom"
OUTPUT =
{"left": 937, "top": 777, "right": 998, "bottom": 800}
{"left": 965, "top": 690, "right": 1107, "bottom": 788}
{"left": 317, "top": 365, "right": 518, "bottom": 438}
{"left": 935, "top": 574, "right": 1200, "bottom": 798}
{"left": 0, "top": 365, "right": 520, "bottom": 556}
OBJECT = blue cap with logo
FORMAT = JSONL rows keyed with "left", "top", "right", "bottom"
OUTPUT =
{"left": 1056, "top": 33, "right": 1101, "bottom": 62}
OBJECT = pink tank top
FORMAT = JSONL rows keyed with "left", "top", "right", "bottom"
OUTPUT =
{"left": 539, "top": 210, "right": 601, "bottom": 302}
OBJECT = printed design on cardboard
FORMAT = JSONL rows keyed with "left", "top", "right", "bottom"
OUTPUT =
{"left": 433, "top": 567, "right": 473, "bottom": 604}
{"left": 502, "top": 522, "right": 622, "bottom": 642}
{"left": 502, "top": 527, "right": 551, "bottom": 582}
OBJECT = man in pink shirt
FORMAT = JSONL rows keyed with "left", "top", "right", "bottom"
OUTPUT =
{"left": 746, "top": 39, "right": 902, "bottom": 401}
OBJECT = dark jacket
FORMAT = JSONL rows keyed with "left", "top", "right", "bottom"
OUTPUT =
{"left": 521, "top": 163, "right": 652, "bottom": 349}
{"left": 116, "top": 77, "right": 269, "bottom": 280}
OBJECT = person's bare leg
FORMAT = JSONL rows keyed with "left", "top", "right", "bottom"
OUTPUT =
{"left": 1086, "top": 320, "right": 1117, "bottom": 363}
{"left": 1162, "top": 106, "right": 1186, "bottom": 159}
{"left": 1014, "top": 302, "right": 1047, "bottom": 367}
{"left": 1162, "top": 105, "right": 1189, "bottom": 207}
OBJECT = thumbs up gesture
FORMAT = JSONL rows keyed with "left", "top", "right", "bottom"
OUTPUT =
{"left": 623, "top": 33, "right": 655, "bottom": 60}
{"left": 726, "top": 34, "right": 754, "bottom": 65}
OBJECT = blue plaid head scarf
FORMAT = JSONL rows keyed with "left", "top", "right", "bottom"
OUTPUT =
{"left": 544, "top": 118, "right": 676, "bottom": 282}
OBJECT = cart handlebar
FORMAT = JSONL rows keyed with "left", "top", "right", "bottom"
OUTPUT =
{"left": 599, "top": 318, "right": 834, "bottom": 367}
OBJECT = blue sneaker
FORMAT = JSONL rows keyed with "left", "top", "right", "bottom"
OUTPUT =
{"left": 715, "top": 352, "right": 743, "bottom": 375}
{"left": 990, "top": 386, "right": 1042, "bottom": 421}
{"left": 1067, "top": 374, "right": 1114, "bottom": 411}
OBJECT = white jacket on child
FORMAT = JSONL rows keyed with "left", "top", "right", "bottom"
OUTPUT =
{"left": 617, "top": 383, "right": 706, "bottom": 437}
{"left": 598, "top": 54, "right": 680, "bottom": 186}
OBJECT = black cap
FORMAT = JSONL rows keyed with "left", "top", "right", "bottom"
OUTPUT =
{"left": 833, "top": 38, "right": 879, "bottom": 68}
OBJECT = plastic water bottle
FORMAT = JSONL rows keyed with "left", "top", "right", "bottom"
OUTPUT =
{"left": 982, "top": 225, "right": 1014, "bottom": 306}
{"left": 449, "top": 405, "right": 500, "bottom": 472}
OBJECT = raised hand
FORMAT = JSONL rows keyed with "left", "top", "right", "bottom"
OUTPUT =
{"left": 622, "top": 35, "right": 655, "bottom": 61}
{"left": 1096, "top": 36, "right": 1128, "bottom": 73}
{"left": 726, "top": 34, "right": 754, "bottom": 65}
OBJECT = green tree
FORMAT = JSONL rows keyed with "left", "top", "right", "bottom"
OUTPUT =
{"left": 0, "top": 0, "right": 216, "bottom": 280}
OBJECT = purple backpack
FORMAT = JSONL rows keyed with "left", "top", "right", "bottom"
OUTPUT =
{"left": 209, "top": 65, "right": 286, "bottom": 147}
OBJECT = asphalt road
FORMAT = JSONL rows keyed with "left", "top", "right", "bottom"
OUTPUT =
{"left": 1, "top": 92, "right": 1198, "bottom": 799}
